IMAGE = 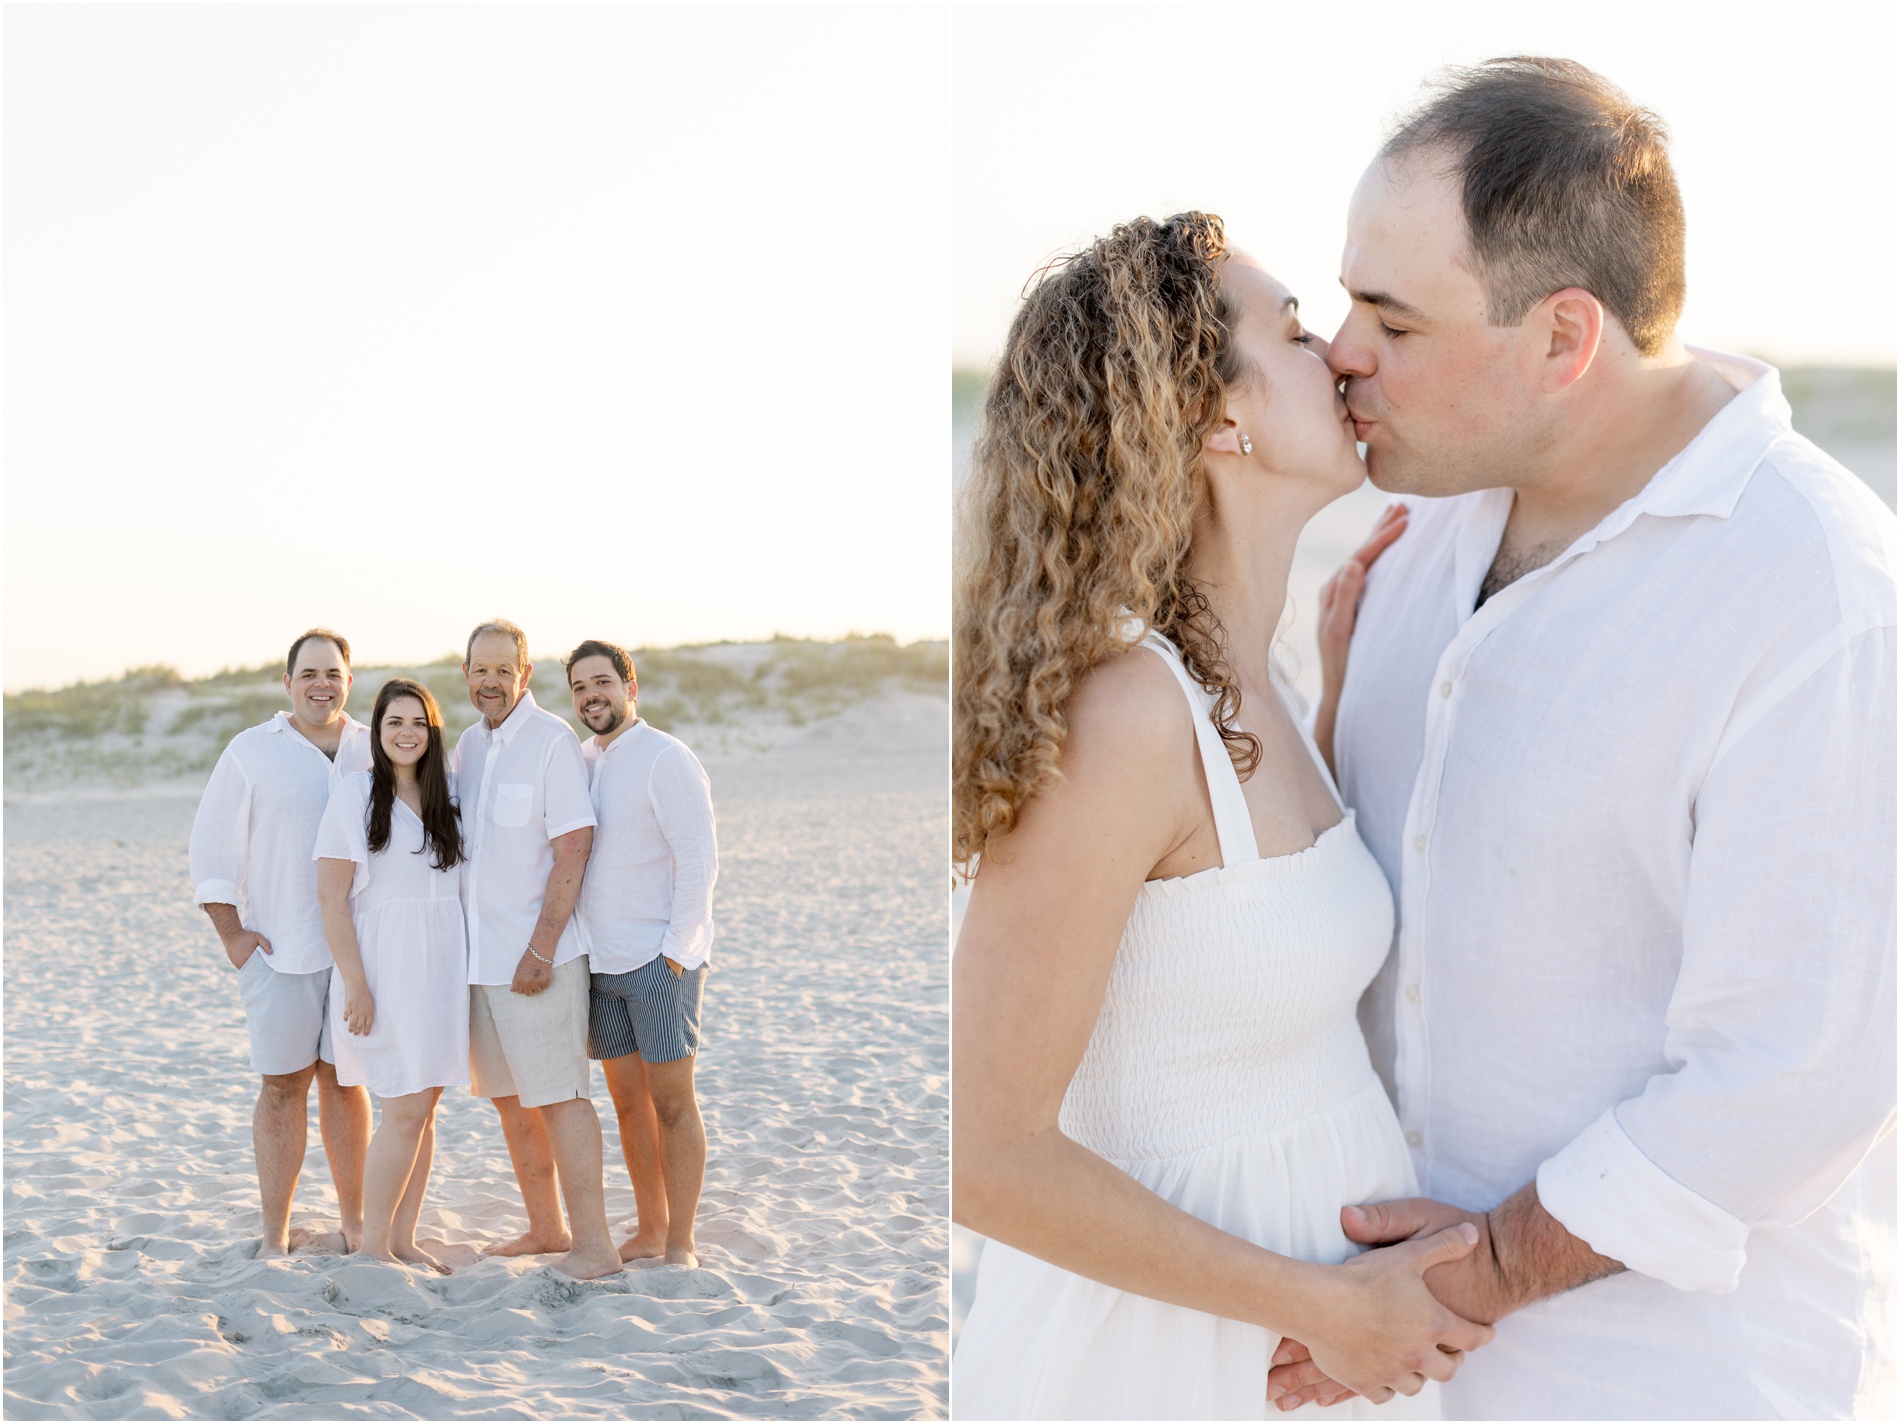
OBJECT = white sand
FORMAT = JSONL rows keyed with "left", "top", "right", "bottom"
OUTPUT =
{"left": 3, "top": 693, "right": 947, "bottom": 1420}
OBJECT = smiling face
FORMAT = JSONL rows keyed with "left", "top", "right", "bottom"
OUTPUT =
{"left": 378, "top": 694, "right": 431, "bottom": 769}
{"left": 568, "top": 655, "right": 635, "bottom": 738}
{"left": 463, "top": 632, "right": 530, "bottom": 728}
{"left": 1328, "top": 153, "right": 1548, "bottom": 494}
{"left": 284, "top": 637, "right": 351, "bottom": 726}
{"left": 1216, "top": 254, "right": 1366, "bottom": 499}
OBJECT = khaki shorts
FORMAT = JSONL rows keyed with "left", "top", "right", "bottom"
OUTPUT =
{"left": 468, "top": 955, "right": 591, "bottom": 1109}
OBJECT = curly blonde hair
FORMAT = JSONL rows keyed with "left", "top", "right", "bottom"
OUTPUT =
{"left": 953, "top": 212, "right": 1261, "bottom": 874}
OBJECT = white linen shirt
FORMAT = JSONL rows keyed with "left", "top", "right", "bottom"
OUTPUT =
{"left": 1335, "top": 350, "right": 1896, "bottom": 1420}
{"left": 578, "top": 721, "right": 718, "bottom": 975}
{"left": 450, "top": 689, "right": 597, "bottom": 986}
{"left": 189, "top": 711, "right": 375, "bottom": 975}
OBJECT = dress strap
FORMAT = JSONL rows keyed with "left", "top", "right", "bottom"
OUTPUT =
{"left": 1138, "top": 631, "right": 1259, "bottom": 868}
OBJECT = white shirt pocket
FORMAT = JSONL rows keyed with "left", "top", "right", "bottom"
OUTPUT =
{"left": 491, "top": 782, "right": 534, "bottom": 828}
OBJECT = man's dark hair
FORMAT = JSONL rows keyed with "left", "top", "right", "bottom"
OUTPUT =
{"left": 1383, "top": 56, "right": 1684, "bottom": 356}
{"left": 464, "top": 619, "right": 529, "bottom": 668}
{"left": 287, "top": 627, "right": 351, "bottom": 679}
{"left": 564, "top": 639, "right": 636, "bottom": 684}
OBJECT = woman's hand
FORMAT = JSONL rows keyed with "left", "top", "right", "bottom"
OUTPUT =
{"left": 1317, "top": 503, "right": 1408, "bottom": 703}
{"left": 342, "top": 977, "right": 375, "bottom": 1036}
{"left": 1288, "top": 1223, "right": 1495, "bottom": 1405}
{"left": 1314, "top": 504, "right": 1408, "bottom": 779}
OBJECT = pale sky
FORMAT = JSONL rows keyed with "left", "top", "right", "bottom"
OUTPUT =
{"left": 5, "top": 3, "right": 950, "bottom": 691}
{"left": 954, "top": 1, "right": 1897, "bottom": 370}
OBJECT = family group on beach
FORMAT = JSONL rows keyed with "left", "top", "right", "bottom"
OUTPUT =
{"left": 951, "top": 58, "right": 1895, "bottom": 1420}
{"left": 189, "top": 620, "right": 716, "bottom": 1280}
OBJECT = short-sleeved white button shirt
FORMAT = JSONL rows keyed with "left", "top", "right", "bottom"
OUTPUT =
{"left": 450, "top": 689, "right": 597, "bottom": 986}
{"left": 189, "top": 711, "right": 375, "bottom": 975}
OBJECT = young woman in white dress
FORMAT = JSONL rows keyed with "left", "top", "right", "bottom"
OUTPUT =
{"left": 951, "top": 213, "right": 1491, "bottom": 1419}
{"left": 316, "top": 679, "right": 470, "bottom": 1274}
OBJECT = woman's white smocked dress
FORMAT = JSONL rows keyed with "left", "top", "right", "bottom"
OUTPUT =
{"left": 953, "top": 633, "right": 1436, "bottom": 1420}
{"left": 315, "top": 771, "right": 470, "bottom": 1098}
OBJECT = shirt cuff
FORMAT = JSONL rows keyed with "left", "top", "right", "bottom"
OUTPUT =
{"left": 1536, "top": 1107, "right": 1749, "bottom": 1294}
{"left": 546, "top": 816, "right": 597, "bottom": 840}
{"left": 660, "top": 936, "right": 709, "bottom": 971}
{"left": 193, "top": 879, "right": 240, "bottom": 907}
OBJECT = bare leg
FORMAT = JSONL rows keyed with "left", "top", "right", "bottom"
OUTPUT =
{"left": 315, "top": 1059, "right": 371, "bottom": 1252}
{"left": 254, "top": 1065, "right": 316, "bottom": 1256}
{"left": 359, "top": 1091, "right": 435, "bottom": 1266}
{"left": 645, "top": 1056, "right": 705, "bottom": 1267}
{"left": 388, "top": 1092, "right": 449, "bottom": 1273}
{"left": 540, "top": 1096, "right": 621, "bottom": 1279}
{"left": 484, "top": 1096, "right": 571, "bottom": 1255}
{"left": 602, "top": 1055, "right": 667, "bottom": 1260}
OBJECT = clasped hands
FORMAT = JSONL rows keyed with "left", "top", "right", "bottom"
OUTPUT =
{"left": 1271, "top": 1197, "right": 1514, "bottom": 1412}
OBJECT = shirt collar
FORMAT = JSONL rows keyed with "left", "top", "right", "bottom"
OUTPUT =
{"left": 1619, "top": 347, "right": 1793, "bottom": 524}
{"left": 487, "top": 688, "right": 538, "bottom": 745}
{"left": 270, "top": 709, "right": 367, "bottom": 741}
{"left": 588, "top": 718, "right": 646, "bottom": 758}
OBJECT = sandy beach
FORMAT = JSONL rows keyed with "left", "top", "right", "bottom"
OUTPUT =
{"left": 4, "top": 684, "right": 947, "bottom": 1420}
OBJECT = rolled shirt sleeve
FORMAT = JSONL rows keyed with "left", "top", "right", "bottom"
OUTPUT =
{"left": 652, "top": 745, "right": 718, "bottom": 970}
{"left": 1537, "top": 626, "right": 1897, "bottom": 1293}
{"left": 543, "top": 734, "right": 598, "bottom": 840}
{"left": 189, "top": 744, "right": 252, "bottom": 907}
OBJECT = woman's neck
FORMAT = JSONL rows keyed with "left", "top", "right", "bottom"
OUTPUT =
{"left": 393, "top": 763, "right": 420, "bottom": 791}
{"left": 1184, "top": 495, "right": 1305, "bottom": 690}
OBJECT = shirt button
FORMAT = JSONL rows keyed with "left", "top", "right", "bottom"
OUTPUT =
{"left": 1413, "top": 834, "right": 1428, "bottom": 852}
{"left": 1404, "top": 983, "right": 1421, "bottom": 1004}
{"left": 1405, "top": 1130, "right": 1423, "bottom": 1148}
{"left": 1439, "top": 681, "right": 1453, "bottom": 698}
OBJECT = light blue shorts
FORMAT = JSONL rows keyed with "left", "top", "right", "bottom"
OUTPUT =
{"left": 235, "top": 951, "right": 335, "bottom": 1076}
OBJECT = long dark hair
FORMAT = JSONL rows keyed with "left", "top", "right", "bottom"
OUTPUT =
{"left": 367, "top": 679, "right": 463, "bottom": 871}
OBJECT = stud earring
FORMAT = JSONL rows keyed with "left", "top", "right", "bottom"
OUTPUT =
{"left": 1239, "top": 433, "right": 1253, "bottom": 455}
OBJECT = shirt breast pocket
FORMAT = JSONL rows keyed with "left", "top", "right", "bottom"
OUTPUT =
{"left": 491, "top": 782, "right": 534, "bottom": 828}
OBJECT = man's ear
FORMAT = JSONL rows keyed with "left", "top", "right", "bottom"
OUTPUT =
{"left": 1538, "top": 288, "right": 1605, "bottom": 392}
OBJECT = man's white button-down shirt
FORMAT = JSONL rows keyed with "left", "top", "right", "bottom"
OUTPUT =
{"left": 1336, "top": 350, "right": 1896, "bottom": 1420}
{"left": 189, "top": 711, "right": 375, "bottom": 975}
{"left": 578, "top": 721, "right": 718, "bottom": 975}
{"left": 450, "top": 690, "right": 597, "bottom": 986}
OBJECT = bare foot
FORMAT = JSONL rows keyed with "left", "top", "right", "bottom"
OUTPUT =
{"left": 392, "top": 1243, "right": 453, "bottom": 1275}
{"left": 258, "top": 1236, "right": 294, "bottom": 1259}
{"left": 552, "top": 1248, "right": 623, "bottom": 1281}
{"left": 286, "top": 1227, "right": 316, "bottom": 1253}
{"left": 617, "top": 1228, "right": 667, "bottom": 1262}
{"left": 664, "top": 1245, "right": 698, "bottom": 1268}
{"left": 341, "top": 1222, "right": 364, "bottom": 1254}
{"left": 484, "top": 1229, "right": 572, "bottom": 1257}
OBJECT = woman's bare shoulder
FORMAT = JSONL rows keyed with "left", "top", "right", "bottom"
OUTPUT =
{"left": 1062, "top": 643, "right": 1197, "bottom": 780}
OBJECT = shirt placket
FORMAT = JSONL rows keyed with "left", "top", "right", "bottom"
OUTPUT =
{"left": 468, "top": 730, "right": 502, "bottom": 977}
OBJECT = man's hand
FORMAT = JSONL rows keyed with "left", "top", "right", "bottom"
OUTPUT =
{"left": 664, "top": 957, "right": 685, "bottom": 979}
{"left": 1269, "top": 1199, "right": 1511, "bottom": 1410}
{"left": 511, "top": 948, "right": 555, "bottom": 996}
{"left": 222, "top": 928, "right": 272, "bottom": 970}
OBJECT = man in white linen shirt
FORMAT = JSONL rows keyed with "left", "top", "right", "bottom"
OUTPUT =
{"left": 189, "top": 628, "right": 375, "bottom": 1257}
{"left": 565, "top": 639, "right": 718, "bottom": 1268}
{"left": 454, "top": 619, "right": 620, "bottom": 1280}
{"left": 1265, "top": 59, "right": 1895, "bottom": 1419}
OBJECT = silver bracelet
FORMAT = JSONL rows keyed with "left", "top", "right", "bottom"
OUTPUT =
{"left": 527, "top": 945, "right": 554, "bottom": 965}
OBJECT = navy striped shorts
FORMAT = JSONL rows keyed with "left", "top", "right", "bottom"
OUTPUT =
{"left": 588, "top": 956, "right": 706, "bottom": 1064}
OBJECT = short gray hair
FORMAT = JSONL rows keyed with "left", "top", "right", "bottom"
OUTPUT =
{"left": 464, "top": 619, "right": 529, "bottom": 668}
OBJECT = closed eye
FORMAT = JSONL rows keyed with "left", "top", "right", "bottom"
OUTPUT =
{"left": 1380, "top": 323, "right": 1405, "bottom": 338}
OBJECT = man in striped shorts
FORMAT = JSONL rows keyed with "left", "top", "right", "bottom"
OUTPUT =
{"left": 566, "top": 639, "right": 718, "bottom": 1268}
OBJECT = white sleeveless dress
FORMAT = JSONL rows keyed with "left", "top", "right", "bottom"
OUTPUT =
{"left": 953, "top": 633, "right": 1435, "bottom": 1421}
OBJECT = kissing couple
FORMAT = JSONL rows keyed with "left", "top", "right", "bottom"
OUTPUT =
{"left": 951, "top": 57, "right": 1895, "bottom": 1421}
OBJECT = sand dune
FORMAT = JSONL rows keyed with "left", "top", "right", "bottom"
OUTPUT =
{"left": 3, "top": 692, "right": 947, "bottom": 1419}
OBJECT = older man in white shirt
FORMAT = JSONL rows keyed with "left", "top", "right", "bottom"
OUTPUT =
{"left": 189, "top": 628, "right": 375, "bottom": 1256}
{"left": 565, "top": 639, "right": 718, "bottom": 1268}
{"left": 1267, "top": 59, "right": 1895, "bottom": 1419}
{"left": 453, "top": 619, "right": 620, "bottom": 1280}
